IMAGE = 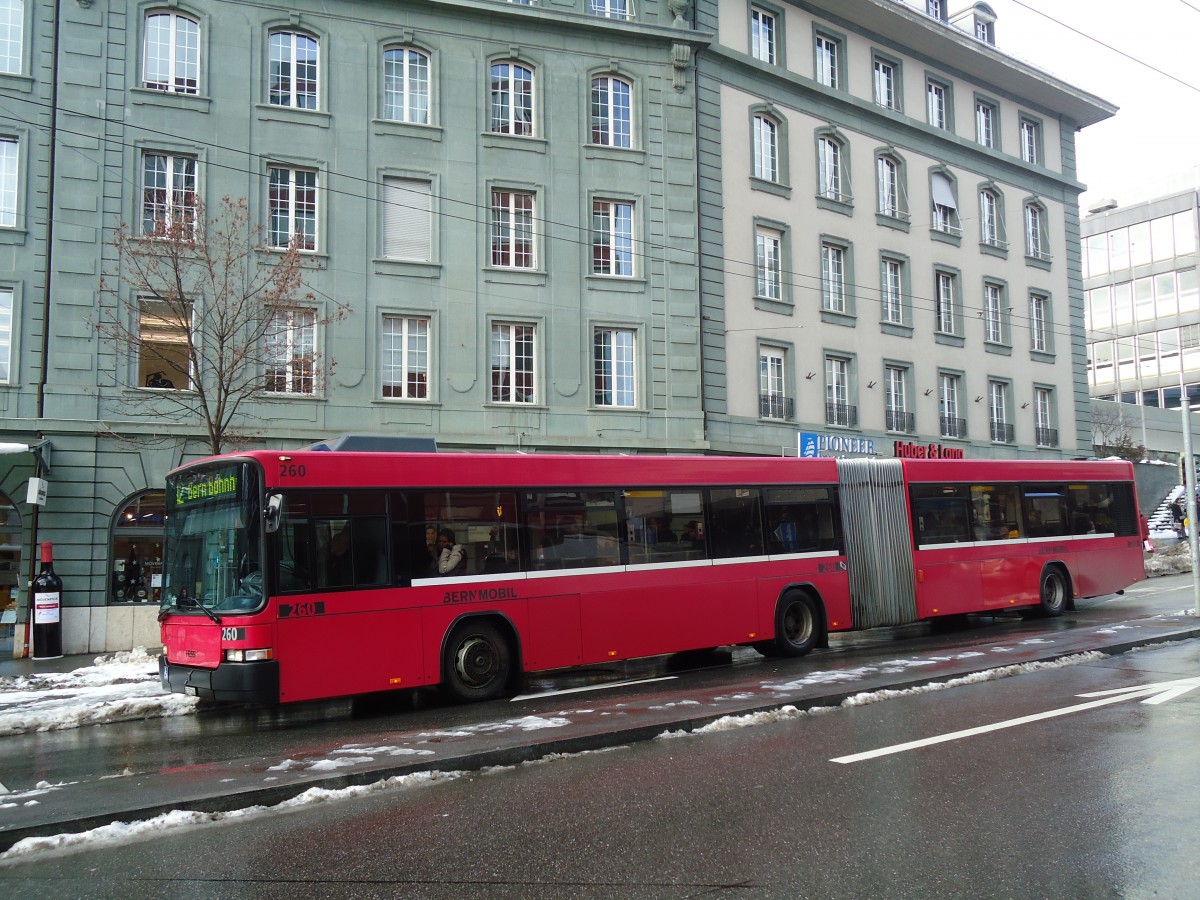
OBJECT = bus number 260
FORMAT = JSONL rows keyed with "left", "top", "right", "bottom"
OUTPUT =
{"left": 279, "top": 463, "right": 307, "bottom": 478}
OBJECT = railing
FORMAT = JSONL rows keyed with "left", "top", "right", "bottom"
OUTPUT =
{"left": 1035, "top": 426, "right": 1059, "bottom": 448}
{"left": 885, "top": 409, "right": 915, "bottom": 433}
{"left": 826, "top": 402, "right": 858, "bottom": 427}
{"left": 940, "top": 416, "right": 966, "bottom": 439}
{"left": 759, "top": 394, "right": 794, "bottom": 421}
{"left": 990, "top": 421, "right": 1014, "bottom": 443}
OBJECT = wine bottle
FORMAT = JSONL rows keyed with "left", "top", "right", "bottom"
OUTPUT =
{"left": 31, "top": 541, "right": 63, "bottom": 660}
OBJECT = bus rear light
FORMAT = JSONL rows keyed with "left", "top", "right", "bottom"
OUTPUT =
{"left": 225, "top": 648, "right": 274, "bottom": 662}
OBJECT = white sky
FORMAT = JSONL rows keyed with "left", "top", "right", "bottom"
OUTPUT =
{"left": 990, "top": 0, "right": 1200, "bottom": 210}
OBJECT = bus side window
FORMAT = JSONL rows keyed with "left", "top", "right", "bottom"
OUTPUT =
{"left": 708, "top": 488, "right": 764, "bottom": 558}
{"left": 275, "top": 493, "right": 313, "bottom": 593}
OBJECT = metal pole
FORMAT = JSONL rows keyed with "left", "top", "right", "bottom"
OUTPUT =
{"left": 1182, "top": 400, "right": 1200, "bottom": 612}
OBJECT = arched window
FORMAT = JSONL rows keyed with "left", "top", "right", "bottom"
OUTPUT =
{"left": 490, "top": 61, "right": 534, "bottom": 136}
{"left": 752, "top": 113, "right": 779, "bottom": 182}
{"left": 382, "top": 46, "right": 430, "bottom": 124}
{"left": 816, "top": 133, "right": 850, "bottom": 204}
{"left": 591, "top": 75, "right": 632, "bottom": 148}
{"left": 109, "top": 492, "right": 166, "bottom": 603}
{"left": 144, "top": 10, "right": 200, "bottom": 95}
{"left": 0, "top": 492, "right": 21, "bottom": 637}
{"left": 269, "top": 30, "right": 319, "bottom": 110}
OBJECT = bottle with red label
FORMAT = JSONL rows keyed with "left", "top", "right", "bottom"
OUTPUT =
{"left": 31, "top": 541, "right": 63, "bottom": 660}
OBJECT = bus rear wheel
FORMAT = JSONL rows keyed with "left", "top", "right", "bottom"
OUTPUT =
{"left": 771, "top": 592, "right": 821, "bottom": 657}
{"left": 442, "top": 620, "right": 512, "bottom": 703}
{"left": 1027, "top": 566, "right": 1068, "bottom": 618}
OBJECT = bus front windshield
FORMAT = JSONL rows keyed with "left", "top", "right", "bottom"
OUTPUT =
{"left": 162, "top": 461, "right": 264, "bottom": 615}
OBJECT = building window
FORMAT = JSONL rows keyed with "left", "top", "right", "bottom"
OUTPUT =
{"left": 979, "top": 188, "right": 1005, "bottom": 249}
{"left": 931, "top": 171, "right": 961, "bottom": 237}
{"left": 873, "top": 57, "right": 897, "bottom": 110}
{"left": 264, "top": 308, "right": 315, "bottom": 395}
{"left": 138, "top": 298, "right": 192, "bottom": 390}
{"left": 989, "top": 380, "right": 1011, "bottom": 443}
{"left": 885, "top": 365, "right": 911, "bottom": 432}
{"left": 0, "top": 0, "right": 22, "bottom": 76}
{"left": 817, "top": 135, "right": 848, "bottom": 203}
{"left": 1035, "top": 388, "right": 1057, "bottom": 447}
{"left": 975, "top": 19, "right": 994, "bottom": 44}
{"left": 984, "top": 282, "right": 1004, "bottom": 344}
{"left": 0, "top": 136, "right": 16, "bottom": 228}
{"left": 814, "top": 33, "right": 840, "bottom": 89}
{"left": 0, "top": 286, "right": 12, "bottom": 383}
{"left": 490, "top": 189, "right": 535, "bottom": 269}
{"left": 381, "top": 314, "right": 429, "bottom": 400}
{"left": 382, "top": 47, "right": 430, "bottom": 124}
{"left": 109, "top": 491, "right": 166, "bottom": 604}
{"left": 975, "top": 99, "right": 996, "bottom": 148}
{"left": 876, "top": 155, "right": 903, "bottom": 218}
{"left": 144, "top": 11, "right": 199, "bottom": 95}
{"left": 591, "top": 75, "right": 632, "bottom": 148}
{"left": 491, "top": 322, "right": 536, "bottom": 404}
{"left": 592, "top": 198, "right": 634, "bottom": 277}
{"left": 939, "top": 372, "right": 964, "bottom": 438}
{"left": 881, "top": 258, "right": 903, "bottom": 324}
{"left": 752, "top": 114, "right": 779, "bottom": 183}
{"left": 825, "top": 355, "right": 855, "bottom": 426}
{"left": 755, "top": 227, "right": 782, "bottom": 300}
{"left": 381, "top": 177, "right": 432, "bottom": 262}
{"left": 594, "top": 327, "right": 636, "bottom": 408}
{"left": 589, "top": 0, "right": 632, "bottom": 20}
{"left": 759, "top": 346, "right": 790, "bottom": 420}
{"left": 935, "top": 270, "right": 956, "bottom": 335}
{"left": 269, "top": 31, "right": 318, "bottom": 109}
{"left": 268, "top": 166, "right": 317, "bottom": 251}
{"left": 927, "top": 80, "right": 948, "bottom": 129}
{"left": 1020, "top": 117, "right": 1041, "bottom": 164}
{"left": 141, "top": 152, "right": 197, "bottom": 236}
{"left": 490, "top": 61, "right": 534, "bottom": 135}
{"left": 750, "top": 7, "right": 776, "bottom": 65}
{"left": 1030, "top": 293, "right": 1049, "bottom": 353}
{"left": 1025, "top": 202, "right": 1050, "bottom": 261}
{"left": 821, "top": 242, "right": 846, "bottom": 313}
{"left": 927, "top": 1, "right": 946, "bottom": 21}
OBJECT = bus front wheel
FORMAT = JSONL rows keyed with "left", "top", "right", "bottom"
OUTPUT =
{"left": 771, "top": 592, "right": 821, "bottom": 657}
{"left": 442, "top": 620, "right": 512, "bottom": 703}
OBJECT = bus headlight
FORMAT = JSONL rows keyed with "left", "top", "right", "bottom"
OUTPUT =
{"left": 224, "top": 648, "right": 274, "bottom": 662}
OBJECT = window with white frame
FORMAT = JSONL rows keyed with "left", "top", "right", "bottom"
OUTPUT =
{"left": 144, "top": 11, "right": 199, "bottom": 94}
{"left": 927, "top": 1, "right": 945, "bottom": 21}
{"left": 268, "top": 166, "right": 317, "bottom": 250}
{"left": 592, "top": 198, "right": 634, "bottom": 277}
{"left": 979, "top": 188, "right": 1004, "bottom": 248}
{"left": 881, "top": 257, "right": 903, "bottom": 324}
{"left": 269, "top": 31, "right": 318, "bottom": 109}
{"left": 1025, "top": 203, "right": 1049, "bottom": 260}
{"left": 0, "top": 286, "right": 12, "bottom": 382}
{"left": 931, "top": 171, "right": 960, "bottom": 235}
{"left": 0, "top": 136, "right": 16, "bottom": 227}
{"left": 935, "top": 270, "right": 956, "bottom": 334}
{"left": 490, "top": 61, "right": 534, "bottom": 135}
{"left": 927, "top": 80, "right": 948, "bottom": 129}
{"left": 877, "top": 155, "right": 900, "bottom": 217}
{"left": 755, "top": 226, "right": 782, "bottom": 300}
{"left": 984, "top": 282, "right": 1003, "bottom": 344}
{"left": 591, "top": 75, "right": 632, "bottom": 148}
{"left": 750, "top": 7, "right": 776, "bottom": 64}
{"left": 594, "top": 327, "right": 636, "bottom": 408}
{"left": 752, "top": 114, "right": 778, "bottom": 183}
{"left": 490, "top": 188, "right": 535, "bottom": 269}
{"left": 939, "top": 372, "right": 962, "bottom": 438}
{"left": 141, "top": 152, "right": 197, "bottom": 236}
{"left": 821, "top": 242, "right": 845, "bottom": 313}
{"left": 0, "top": 0, "right": 23, "bottom": 76}
{"left": 1035, "top": 387, "right": 1056, "bottom": 446}
{"left": 381, "top": 177, "right": 432, "bottom": 262}
{"left": 817, "top": 135, "right": 846, "bottom": 202}
{"left": 989, "top": 380, "right": 1010, "bottom": 442}
{"left": 589, "top": 0, "right": 632, "bottom": 20}
{"left": 138, "top": 298, "right": 192, "bottom": 390}
{"left": 264, "top": 308, "right": 315, "bottom": 395}
{"left": 975, "top": 100, "right": 996, "bottom": 148}
{"left": 1020, "top": 117, "right": 1040, "bottom": 164}
{"left": 381, "top": 314, "right": 428, "bottom": 399}
{"left": 491, "top": 322, "right": 536, "bottom": 404}
{"left": 825, "top": 355, "right": 852, "bottom": 426}
{"left": 814, "top": 34, "right": 839, "bottom": 89}
{"left": 382, "top": 47, "right": 430, "bottom": 124}
{"left": 759, "top": 346, "right": 788, "bottom": 420}
{"left": 1030, "top": 292, "right": 1049, "bottom": 352}
{"left": 873, "top": 57, "right": 896, "bottom": 109}
{"left": 885, "top": 365, "right": 909, "bottom": 431}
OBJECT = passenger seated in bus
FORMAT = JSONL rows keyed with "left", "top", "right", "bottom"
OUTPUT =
{"left": 324, "top": 529, "right": 354, "bottom": 586}
{"left": 436, "top": 527, "right": 467, "bottom": 575}
{"left": 681, "top": 520, "right": 704, "bottom": 549}
{"left": 650, "top": 517, "right": 676, "bottom": 544}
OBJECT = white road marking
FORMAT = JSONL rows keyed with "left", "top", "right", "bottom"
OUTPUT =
{"left": 511, "top": 676, "right": 678, "bottom": 701}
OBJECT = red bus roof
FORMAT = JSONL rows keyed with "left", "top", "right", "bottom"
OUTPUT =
{"left": 899, "top": 457, "right": 1135, "bottom": 483}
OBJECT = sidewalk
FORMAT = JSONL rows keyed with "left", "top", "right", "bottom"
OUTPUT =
{"left": 0, "top": 653, "right": 107, "bottom": 679}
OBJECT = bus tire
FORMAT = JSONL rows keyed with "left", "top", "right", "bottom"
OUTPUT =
{"left": 441, "top": 619, "right": 512, "bottom": 703}
{"left": 772, "top": 592, "right": 821, "bottom": 657}
{"left": 1030, "top": 566, "right": 1069, "bottom": 618}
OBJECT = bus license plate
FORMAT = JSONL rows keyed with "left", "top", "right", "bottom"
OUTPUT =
{"left": 185, "top": 685, "right": 198, "bottom": 696}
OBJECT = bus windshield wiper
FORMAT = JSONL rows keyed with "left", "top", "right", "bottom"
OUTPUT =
{"left": 196, "top": 601, "right": 223, "bottom": 625}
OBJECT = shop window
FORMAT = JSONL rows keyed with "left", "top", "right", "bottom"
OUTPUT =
{"left": 110, "top": 491, "right": 166, "bottom": 603}
{"left": 0, "top": 493, "right": 20, "bottom": 640}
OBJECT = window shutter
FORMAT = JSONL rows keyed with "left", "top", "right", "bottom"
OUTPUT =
{"left": 382, "top": 177, "right": 432, "bottom": 261}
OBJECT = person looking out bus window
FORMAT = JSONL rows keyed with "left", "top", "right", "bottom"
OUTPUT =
{"left": 326, "top": 529, "right": 353, "bottom": 586}
{"left": 436, "top": 527, "right": 467, "bottom": 575}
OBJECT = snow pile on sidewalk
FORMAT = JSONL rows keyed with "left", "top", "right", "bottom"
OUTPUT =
{"left": 1145, "top": 540, "right": 1193, "bottom": 578}
{"left": 0, "top": 648, "right": 197, "bottom": 736}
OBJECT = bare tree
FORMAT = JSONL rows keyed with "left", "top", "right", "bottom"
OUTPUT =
{"left": 1091, "top": 402, "right": 1145, "bottom": 461}
{"left": 96, "top": 197, "right": 347, "bottom": 455}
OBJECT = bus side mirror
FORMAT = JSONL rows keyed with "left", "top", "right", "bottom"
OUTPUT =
{"left": 265, "top": 493, "right": 282, "bottom": 534}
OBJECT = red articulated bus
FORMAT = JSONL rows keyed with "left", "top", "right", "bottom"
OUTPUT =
{"left": 158, "top": 449, "right": 1145, "bottom": 705}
